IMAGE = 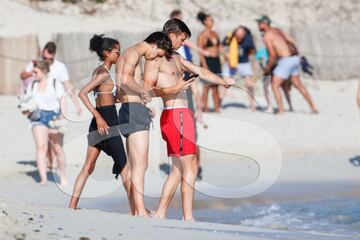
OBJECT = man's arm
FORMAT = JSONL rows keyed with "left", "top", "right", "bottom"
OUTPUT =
{"left": 116, "top": 53, "right": 149, "bottom": 101}
{"left": 143, "top": 58, "right": 193, "bottom": 97}
{"left": 184, "top": 40, "right": 209, "bottom": 57}
{"left": 63, "top": 80, "right": 82, "bottom": 115}
{"left": 180, "top": 56, "right": 234, "bottom": 87}
{"left": 263, "top": 35, "right": 277, "bottom": 75}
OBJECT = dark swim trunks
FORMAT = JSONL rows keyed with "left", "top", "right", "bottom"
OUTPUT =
{"left": 118, "top": 102, "right": 151, "bottom": 138}
{"left": 87, "top": 105, "right": 127, "bottom": 179}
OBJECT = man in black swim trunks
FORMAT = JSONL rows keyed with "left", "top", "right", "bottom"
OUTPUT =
{"left": 116, "top": 32, "right": 193, "bottom": 217}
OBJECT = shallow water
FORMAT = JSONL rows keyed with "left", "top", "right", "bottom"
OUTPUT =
{"left": 188, "top": 197, "right": 360, "bottom": 236}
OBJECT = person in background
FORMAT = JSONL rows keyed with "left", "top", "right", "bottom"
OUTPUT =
{"left": 223, "top": 26, "right": 257, "bottom": 111}
{"left": 22, "top": 60, "right": 67, "bottom": 187}
{"left": 197, "top": 11, "right": 222, "bottom": 113}
{"left": 20, "top": 42, "right": 82, "bottom": 168}
{"left": 257, "top": 15, "right": 318, "bottom": 114}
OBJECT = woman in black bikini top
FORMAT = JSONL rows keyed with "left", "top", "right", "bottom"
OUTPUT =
{"left": 197, "top": 11, "right": 222, "bottom": 113}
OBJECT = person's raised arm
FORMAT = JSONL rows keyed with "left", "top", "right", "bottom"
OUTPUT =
{"left": 180, "top": 56, "right": 234, "bottom": 88}
{"left": 184, "top": 40, "right": 209, "bottom": 57}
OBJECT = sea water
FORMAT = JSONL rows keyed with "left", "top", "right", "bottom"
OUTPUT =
{"left": 191, "top": 197, "right": 360, "bottom": 236}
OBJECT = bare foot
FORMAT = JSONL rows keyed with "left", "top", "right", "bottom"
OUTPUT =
{"left": 60, "top": 177, "right": 68, "bottom": 188}
{"left": 153, "top": 211, "right": 166, "bottom": 219}
{"left": 311, "top": 108, "right": 319, "bottom": 114}
{"left": 265, "top": 107, "right": 273, "bottom": 113}
{"left": 39, "top": 181, "right": 47, "bottom": 187}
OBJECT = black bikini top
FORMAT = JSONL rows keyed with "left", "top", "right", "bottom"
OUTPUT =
{"left": 205, "top": 36, "right": 220, "bottom": 48}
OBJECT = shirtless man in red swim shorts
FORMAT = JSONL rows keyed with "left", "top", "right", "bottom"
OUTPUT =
{"left": 144, "top": 19, "right": 235, "bottom": 221}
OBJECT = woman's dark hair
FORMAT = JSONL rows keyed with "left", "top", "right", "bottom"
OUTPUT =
{"left": 144, "top": 31, "right": 173, "bottom": 60}
{"left": 162, "top": 18, "right": 192, "bottom": 38}
{"left": 89, "top": 34, "right": 119, "bottom": 60}
{"left": 235, "top": 26, "right": 253, "bottom": 44}
{"left": 197, "top": 11, "right": 209, "bottom": 24}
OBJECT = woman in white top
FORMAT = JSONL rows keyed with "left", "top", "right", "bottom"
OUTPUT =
{"left": 23, "top": 60, "right": 67, "bottom": 187}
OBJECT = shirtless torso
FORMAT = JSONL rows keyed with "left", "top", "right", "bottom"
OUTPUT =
{"left": 116, "top": 47, "right": 146, "bottom": 104}
{"left": 263, "top": 28, "right": 293, "bottom": 58}
{"left": 155, "top": 54, "right": 188, "bottom": 107}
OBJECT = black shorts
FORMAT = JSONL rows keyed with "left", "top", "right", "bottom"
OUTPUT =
{"left": 205, "top": 56, "right": 222, "bottom": 75}
{"left": 118, "top": 102, "right": 151, "bottom": 138}
{"left": 87, "top": 105, "right": 127, "bottom": 179}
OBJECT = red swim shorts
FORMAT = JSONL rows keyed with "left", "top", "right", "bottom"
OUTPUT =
{"left": 160, "top": 107, "right": 197, "bottom": 157}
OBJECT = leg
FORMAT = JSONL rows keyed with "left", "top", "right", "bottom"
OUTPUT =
{"left": 69, "top": 146, "right": 100, "bottom": 209}
{"left": 127, "top": 130, "right": 150, "bottom": 217}
{"left": 290, "top": 75, "right": 318, "bottom": 113}
{"left": 31, "top": 125, "right": 49, "bottom": 185}
{"left": 281, "top": 80, "right": 293, "bottom": 111}
{"left": 125, "top": 140, "right": 136, "bottom": 215}
{"left": 211, "top": 85, "right": 220, "bottom": 112}
{"left": 202, "top": 85, "right": 210, "bottom": 112}
{"left": 271, "top": 75, "right": 285, "bottom": 114}
{"left": 179, "top": 154, "right": 198, "bottom": 221}
{"left": 244, "top": 76, "right": 256, "bottom": 111}
{"left": 263, "top": 76, "right": 273, "bottom": 112}
{"left": 49, "top": 131, "right": 67, "bottom": 186}
{"left": 154, "top": 157, "right": 182, "bottom": 219}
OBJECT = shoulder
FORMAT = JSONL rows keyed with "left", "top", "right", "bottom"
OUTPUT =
{"left": 53, "top": 60, "right": 67, "bottom": 69}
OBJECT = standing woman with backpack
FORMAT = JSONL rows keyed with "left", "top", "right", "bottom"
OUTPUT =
{"left": 22, "top": 60, "right": 67, "bottom": 187}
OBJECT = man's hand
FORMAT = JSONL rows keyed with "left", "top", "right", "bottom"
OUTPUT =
{"left": 176, "top": 75, "right": 196, "bottom": 92}
{"left": 148, "top": 107, "right": 156, "bottom": 118}
{"left": 140, "top": 91, "right": 152, "bottom": 103}
{"left": 223, "top": 77, "right": 236, "bottom": 88}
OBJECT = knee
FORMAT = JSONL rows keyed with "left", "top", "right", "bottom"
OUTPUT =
{"left": 36, "top": 144, "right": 48, "bottom": 156}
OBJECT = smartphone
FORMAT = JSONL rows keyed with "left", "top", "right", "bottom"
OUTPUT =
{"left": 185, "top": 74, "right": 199, "bottom": 81}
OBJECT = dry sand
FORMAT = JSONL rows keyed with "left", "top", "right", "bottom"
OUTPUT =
{"left": 1, "top": 78, "right": 360, "bottom": 239}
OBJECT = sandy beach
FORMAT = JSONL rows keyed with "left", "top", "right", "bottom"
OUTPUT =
{"left": 1, "top": 0, "right": 360, "bottom": 239}
{"left": 1, "top": 78, "right": 360, "bottom": 239}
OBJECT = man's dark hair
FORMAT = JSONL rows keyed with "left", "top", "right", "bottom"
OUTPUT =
{"left": 162, "top": 18, "right": 192, "bottom": 38}
{"left": 144, "top": 31, "right": 173, "bottom": 60}
{"left": 44, "top": 42, "right": 57, "bottom": 54}
{"left": 170, "top": 9, "right": 182, "bottom": 19}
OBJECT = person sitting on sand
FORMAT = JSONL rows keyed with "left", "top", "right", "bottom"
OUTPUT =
{"left": 22, "top": 60, "right": 67, "bottom": 187}
{"left": 69, "top": 35, "right": 131, "bottom": 210}
{"left": 257, "top": 15, "right": 318, "bottom": 114}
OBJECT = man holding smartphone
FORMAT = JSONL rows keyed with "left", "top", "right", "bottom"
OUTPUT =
{"left": 144, "top": 18, "right": 235, "bottom": 221}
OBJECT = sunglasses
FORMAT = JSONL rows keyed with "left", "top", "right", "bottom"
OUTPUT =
{"left": 42, "top": 56, "right": 54, "bottom": 62}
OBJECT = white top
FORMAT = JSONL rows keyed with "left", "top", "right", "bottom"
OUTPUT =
{"left": 26, "top": 78, "right": 65, "bottom": 111}
{"left": 176, "top": 45, "right": 187, "bottom": 59}
{"left": 25, "top": 59, "right": 70, "bottom": 83}
{"left": 94, "top": 65, "right": 116, "bottom": 98}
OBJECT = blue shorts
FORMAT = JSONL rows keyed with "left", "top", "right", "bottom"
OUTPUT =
{"left": 223, "top": 62, "right": 253, "bottom": 78}
{"left": 273, "top": 55, "right": 300, "bottom": 80}
{"left": 31, "top": 110, "right": 60, "bottom": 129}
